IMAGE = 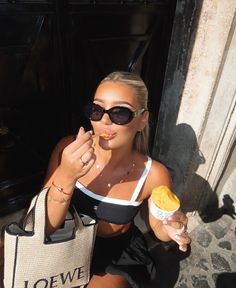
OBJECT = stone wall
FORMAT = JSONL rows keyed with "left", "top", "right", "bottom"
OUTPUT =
{"left": 152, "top": 0, "right": 236, "bottom": 220}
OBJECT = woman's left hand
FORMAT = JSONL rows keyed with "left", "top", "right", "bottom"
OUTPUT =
{"left": 162, "top": 211, "right": 191, "bottom": 252}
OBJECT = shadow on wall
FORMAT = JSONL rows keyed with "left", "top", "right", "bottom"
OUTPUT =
{"left": 168, "top": 123, "right": 236, "bottom": 223}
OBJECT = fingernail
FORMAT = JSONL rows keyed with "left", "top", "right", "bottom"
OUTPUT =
{"left": 175, "top": 234, "right": 181, "bottom": 240}
{"left": 180, "top": 246, "right": 187, "bottom": 252}
{"left": 77, "top": 127, "right": 84, "bottom": 138}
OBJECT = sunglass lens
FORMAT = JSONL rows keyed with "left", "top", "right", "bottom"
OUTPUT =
{"left": 85, "top": 103, "right": 103, "bottom": 121}
{"left": 110, "top": 107, "right": 132, "bottom": 125}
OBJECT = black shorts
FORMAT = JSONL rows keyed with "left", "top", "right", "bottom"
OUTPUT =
{"left": 91, "top": 225, "right": 156, "bottom": 288}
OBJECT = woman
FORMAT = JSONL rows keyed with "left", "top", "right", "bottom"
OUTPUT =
{"left": 43, "top": 71, "right": 191, "bottom": 288}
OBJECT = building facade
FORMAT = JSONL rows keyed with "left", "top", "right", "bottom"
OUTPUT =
{"left": 153, "top": 0, "right": 236, "bottom": 224}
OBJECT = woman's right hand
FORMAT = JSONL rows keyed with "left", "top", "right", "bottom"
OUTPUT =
{"left": 56, "top": 127, "right": 96, "bottom": 183}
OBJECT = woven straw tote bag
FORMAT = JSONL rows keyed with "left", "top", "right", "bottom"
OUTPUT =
{"left": 3, "top": 188, "right": 97, "bottom": 288}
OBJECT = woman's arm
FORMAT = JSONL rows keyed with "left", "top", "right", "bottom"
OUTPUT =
{"left": 147, "top": 161, "right": 191, "bottom": 251}
{"left": 42, "top": 127, "right": 95, "bottom": 235}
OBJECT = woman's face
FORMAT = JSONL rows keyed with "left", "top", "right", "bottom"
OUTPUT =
{"left": 91, "top": 81, "right": 148, "bottom": 150}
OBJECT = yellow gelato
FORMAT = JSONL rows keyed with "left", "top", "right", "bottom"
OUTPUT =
{"left": 151, "top": 185, "right": 180, "bottom": 211}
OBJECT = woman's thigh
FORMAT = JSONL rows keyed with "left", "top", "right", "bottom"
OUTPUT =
{"left": 86, "top": 273, "right": 131, "bottom": 288}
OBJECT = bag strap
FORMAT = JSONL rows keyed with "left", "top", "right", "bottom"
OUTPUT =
{"left": 24, "top": 187, "right": 97, "bottom": 243}
{"left": 27, "top": 193, "right": 38, "bottom": 212}
{"left": 25, "top": 188, "right": 84, "bottom": 242}
{"left": 24, "top": 192, "right": 41, "bottom": 232}
{"left": 30, "top": 188, "right": 48, "bottom": 240}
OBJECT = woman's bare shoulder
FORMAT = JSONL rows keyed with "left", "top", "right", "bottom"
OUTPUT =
{"left": 145, "top": 158, "right": 173, "bottom": 195}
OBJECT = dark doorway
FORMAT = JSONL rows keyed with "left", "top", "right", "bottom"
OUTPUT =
{"left": 0, "top": 0, "right": 176, "bottom": 215}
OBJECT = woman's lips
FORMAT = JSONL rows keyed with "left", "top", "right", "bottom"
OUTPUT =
{"left": 98, "top": 130, "right": 116, "bottom": 140}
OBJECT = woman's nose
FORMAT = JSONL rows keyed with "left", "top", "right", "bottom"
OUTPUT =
{"left": 100, "top": 112, "right": 112, "bottom": 125}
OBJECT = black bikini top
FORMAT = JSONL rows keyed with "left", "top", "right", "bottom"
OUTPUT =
{"left": 72, "top": 157, "right": 152, "bottom": 225}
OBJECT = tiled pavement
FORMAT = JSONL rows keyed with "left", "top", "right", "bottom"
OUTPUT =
{"left": 1, "top": 210, "right": 236, "bottom": 288}
{"left": 174, "top": 213, "right": 236, "bottom": 288}
{"left": 148, "top": 213, "right": 236, "bottom": 288}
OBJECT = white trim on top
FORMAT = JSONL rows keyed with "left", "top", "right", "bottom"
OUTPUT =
{"left": 130, "top": 156, "right": 152, "bottom": 202}
{"left": 75, "top": 181, "right": 143, "bottom": 207}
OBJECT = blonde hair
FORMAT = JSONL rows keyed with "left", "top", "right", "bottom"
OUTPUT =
{"left": 100, "top": 71, "right": 150, "bottom": 155}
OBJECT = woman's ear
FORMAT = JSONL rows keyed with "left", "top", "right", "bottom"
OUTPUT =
{"left": 139, "top": 110, "right": 149, "bottom": 130}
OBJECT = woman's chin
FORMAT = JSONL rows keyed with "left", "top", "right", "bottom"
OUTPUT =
{"left": 98, "top": 139, "right": 113, "bottom": 150}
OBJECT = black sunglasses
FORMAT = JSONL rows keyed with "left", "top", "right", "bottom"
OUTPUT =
{"left": 84, "top": 103, "right": 145, "bottom": 125}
